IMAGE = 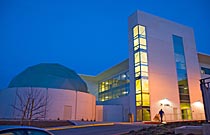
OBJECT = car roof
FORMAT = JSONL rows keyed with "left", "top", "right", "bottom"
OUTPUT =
{"left": 0, "top": 125, "right": 41, "bottom": 130}
{"left": 0, "top": 125, "right": 53, "bottom": 134}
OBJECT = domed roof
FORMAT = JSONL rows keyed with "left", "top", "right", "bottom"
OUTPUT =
{"left": 8, "top": 63, "right": 88, "bottom": 93}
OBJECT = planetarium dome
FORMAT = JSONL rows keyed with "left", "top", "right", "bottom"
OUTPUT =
{"left": 8, "top": 63, "right": 88, "bottom": 93}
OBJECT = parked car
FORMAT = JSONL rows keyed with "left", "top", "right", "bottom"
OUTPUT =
{"left": 0, "top": 125, "right": 54, "bottom": 135}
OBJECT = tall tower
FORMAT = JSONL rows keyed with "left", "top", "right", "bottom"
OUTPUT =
{"left": 128, "top": 10, "right": 204, "bottom": 121}
{"left": 128, "top": 11, "right": 150, "bottom": 121}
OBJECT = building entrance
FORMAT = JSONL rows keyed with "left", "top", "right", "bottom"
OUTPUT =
{"left": 136, "top": 107, "right": 150, "bottom": 121}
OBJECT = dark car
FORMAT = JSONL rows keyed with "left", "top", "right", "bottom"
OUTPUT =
{"left": 0, "top": 126, "right": 54, "bottom": 135}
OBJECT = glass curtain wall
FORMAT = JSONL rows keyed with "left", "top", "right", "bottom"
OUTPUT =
{"left": 172, "top": 35, "right": 192, "bottom": 120}
{"left": 133, "top": 25, "right": 150, "bottom": 121}
{"left": 98, "top": 71, "right": 130, "bottom": 101}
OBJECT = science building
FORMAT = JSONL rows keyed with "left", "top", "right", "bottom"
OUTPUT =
{"left": 81, "top": 10, "right": 210, "bottom": 122}
{"left": 1, "top": 10, "right": 210, "bottom": 122}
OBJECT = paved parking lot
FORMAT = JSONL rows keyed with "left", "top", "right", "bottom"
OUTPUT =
{"left": 49, "top": 123, "right": 151, "bottom": 135}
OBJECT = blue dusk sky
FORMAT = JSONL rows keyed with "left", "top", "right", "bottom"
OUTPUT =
{"left": 0, "top": 0, "right": 210, "bottom": 89}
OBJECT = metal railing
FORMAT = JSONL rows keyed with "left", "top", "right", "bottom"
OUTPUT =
{"left": 163, "top": 113, "right": 205, "bottom": 122}
{"left": 153, "top": 113, "right": 205, "bottom": 122}
{"left": 200, "top": 77, "right": 210, "bottom": 122}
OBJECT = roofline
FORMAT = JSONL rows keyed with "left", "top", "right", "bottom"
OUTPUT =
{"left": 197, "top": 52, "right": 210, "bottom": 57}
{"left": 130, "top": 10, "right": 193, "bottom": 30}
{"left": 96, "top": 58, "right": 129, "bottom": 76}
{"left": 79, "top": 74, "right": 96, "bottom": 77}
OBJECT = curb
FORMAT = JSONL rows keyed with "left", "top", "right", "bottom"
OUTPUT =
{"left": 46, "top": 122, "right": 115, "bottom": 131}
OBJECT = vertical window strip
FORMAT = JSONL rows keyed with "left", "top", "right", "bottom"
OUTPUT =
{"left": 133, "top": 24, "right": 150, "bottom": 121}
{"left": 172, "top": 35, "right": 192, "bottom": 120}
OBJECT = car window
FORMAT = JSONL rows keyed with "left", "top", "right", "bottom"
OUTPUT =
{"left": 27, "top": 129, "right": 51, "bottom": 135}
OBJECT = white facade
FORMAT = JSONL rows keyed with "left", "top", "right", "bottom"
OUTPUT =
{"left": 128, "top": 10, "right": 205, "bottom": 121}
{"left": 80, "top": 10, "right": 208, "bottom": 122}
{"left": 97, "top": 96, "right": 130, "bottom": 122}
{"left": 0, "top": 87, "right": 96, "bottom": 121}
{"left": 96, "top": 105, "right": 123, "bottom": 122}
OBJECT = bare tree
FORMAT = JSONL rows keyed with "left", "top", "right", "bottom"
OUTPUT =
{"left": 12, "top": 87, "right": 50, "bottom": 125}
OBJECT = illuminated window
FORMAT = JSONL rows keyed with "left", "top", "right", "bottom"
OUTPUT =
{"left": 136, "top": 80, "right": 141, "bottom": 92}
{"left": 135, "top": 66, "right": 140, "bottom": 74}
{"left": 101, "top": 82, "right": 105, "bottom": 92}
{"left": 140, "top": 38, "right": 146, "bottom": 45}
{"left": 135, "top": 71, "right": 140, "bottom": 78}
{"left": 136, "top": 101, "right": 141, "bottom": 106}
{"left": 140, "top": 45, "right": 146, "bottom": 50}
{"left": 133, "top": 26, "right": 139, "bottom": 37}
{"left": 142, "top": 79, "right": 149, "bottom": 92}
{"left": 133, "top": 24, "right": 150, "bottom": 121}
{"left": 98, "top": 71, "right": 129, "bottom": 101}
{"left": 141, "top": 65, "right": 148, "bottom": 72}
{"left": 141, "top": 72, "right": 148, "bottom": 77}
{"left": 135, "top": 52, "right": 140, "bottom": 64}
{"left": 139, "top": 25, "right": 145, "bottom": 37}
{"left": 134, "top": 38, "right": 139, "bottom": 46}
{"left": 142, "top": 108, "right": 150, "bottom": 121}
{"left": 134, "top": 45, "right": 140, "bottom": 51}
{"left": 142, "top": 93, "right": 150, "bottom": 106}
{"left": 136, "top": 90, "right": 141, "bottom": 94}
{"left": 136, "top": 94, "right": 142, "bottom": 106}
{"left": 136, "top": 94, "right": 141, "bottom": 101}
{"left": 140, "top": 52, "right": 148, "bottom": 64}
